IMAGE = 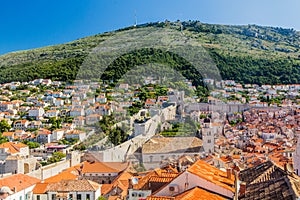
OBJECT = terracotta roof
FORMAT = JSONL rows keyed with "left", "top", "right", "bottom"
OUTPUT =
{"left": 47, "top": 179, "right": 100, "bottom": 192}
{"left": 133, "top": 168, "right": 179, "bottom": 192}
{"left": 0, "top": 142, "right": 27, "bottom": 154}
{"left": 80, "top": 161, "right": 122, "bottom": 173}
{"left": 101, "top": 184, "right": 113, "bottom": 195}
{"left": 44, "top": 170, "right": 78, "bottom": 183}
{"left": 102, "top": 171, "right": 133, "bottom": 198}
{"left": 174, "top": 186, "right": 226, "bottom": 200}
{"left": 187, "top": 160, "right": 235, "bottom": 192}
{"left": 2, "top": 132, "right": 14, "bottom": 137}
{"left": 32, "top": 183, "right": 49, "bottom": 194}
{"left": 147, "top": 197, "right": 175, "bottom": 200}
{"left": 0, "top": 174, "right": 40, "bottom": 193}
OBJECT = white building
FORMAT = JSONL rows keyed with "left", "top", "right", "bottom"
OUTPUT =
{"left": 0, "top": 174, "right": 40, "bottom": 200}
{"left": 32, "top": 179, "right": 101, "bottom": 200}
{"left": 70, "top": 108, "right": 85, "bottom": 117}
{"left": 65, "top": 130, "right": 86, "bottom": 142}
{"left": 152, "top": 160, "right": 235, "bottom": 199}
{"left": 45, "top": 110, "right": 60, "bottom": 118}
{"left": 53, "top": 98, "right": 64, "bottom": 106}
{"left": 0, "top": 142, "right": 29, "bottom": 160}
{"left": 52, "top": 129, "right": 66, "bottom": 142}
{"left": 29, "top": 107, "right": 45, "bottom": 118}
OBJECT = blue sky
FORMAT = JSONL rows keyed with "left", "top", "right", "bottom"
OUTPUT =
{"left": 0, "top": 0, "right": 299, "bottom": 55}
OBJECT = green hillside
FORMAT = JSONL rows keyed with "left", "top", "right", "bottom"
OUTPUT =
{"left": 0, "top": 21, "right": 300, "bottom": 85}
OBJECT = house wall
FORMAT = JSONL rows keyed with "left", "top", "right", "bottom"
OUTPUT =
{"left": 128, "top": 189, "right": 152, "bottom": 200}
{"left": 52, "top": 130, "right": 64, "bottom": 141}
{"left": 81, "top": 172, "right": 118, "bottom": 184}
{"left": 185, "top": 103, "right": 249, "bottom": 114}
{"left": 32, "top": 194, "right": 48, "bottom": 200}
{"left": 6, "top": 185, "right": 36, "bottom": 200}
{"left": 28, "top": 159, "right": 70, "bottom": 180}
{"left": 47, "top": 190, "right": 101, "bottom": 200}
{"left": 5, "top": 159, "right": 24, "bottom": 174}
{"left": 154, "top": 171, "right": 234, "bottom": 199}
{"left": 65, "top": 133, "right": 86, "bottom": 142}
{"left": 36, "top": 135, "right": 51, "bottom": 144}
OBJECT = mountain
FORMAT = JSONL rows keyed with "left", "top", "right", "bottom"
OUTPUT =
{"left": 1, "top": 21, "right": 300, "bottom": 85}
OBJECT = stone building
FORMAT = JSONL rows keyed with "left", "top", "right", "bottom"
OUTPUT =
{"left": 201, "top": 118, "right": 215, "bottom": 154}
{"left": 0, "top": 142, "right": 38, "bottom": 174}
{"left": 77, "top": 161, "right": 130, "bottom": 184}
{"left": 141, "top": 135, "right": 203, "bottom": 170}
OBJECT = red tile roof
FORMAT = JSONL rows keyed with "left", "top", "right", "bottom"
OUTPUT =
{"left": 174, "top": 186, "right": 226, "bottom": 200}
{"left": 0, "top": 174, "right": 40, "bottom": 193}
{"left": 187, "top": 160, "right": 235, "bottom": 192}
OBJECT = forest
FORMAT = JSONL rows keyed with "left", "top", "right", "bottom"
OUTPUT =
{"left": 0, "top": 21, "right": 300, "bottom": 86}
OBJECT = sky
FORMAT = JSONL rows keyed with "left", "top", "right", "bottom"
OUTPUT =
{"left": 0, "top": 0, "right": 300, "bottom": 55}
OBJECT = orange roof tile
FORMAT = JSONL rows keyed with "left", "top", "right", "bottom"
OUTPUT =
{"left": 32, "top": 183, "right": 49, "bottom": 194}
{"left": 46, "top": 179, "right": 100, "bottom": 192}
{"left": 0, "top": 142, "right": 27, "bottom": 154}
{"left": 187, "top": 160, "right": 235, "bottom": 192}
{"left": 174, "top": 186, "right": 226, "bottom": 200}
{"left": 44, "top": 170, "right": 78, "bottom": 183}
{"left": 0, "top": 174, "right": 40, "bottom": 193}
{"left": 81, "top": 161, "right": 122, "bottom": 173}
{"left": 147, "top": 197, "right": 175, "bottom": 200}
{"left": 2, "top": 132, "right": 14, "bottom": 137}
{"left": 101, "top": 184, "right": 113, "bottom": 195}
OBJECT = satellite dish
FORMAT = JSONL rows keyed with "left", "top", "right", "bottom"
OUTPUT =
{"left": 131, "top": 177, "right": 139, "bottom": 185}
{"left": 286, "top": 163, "right": 294, "bottom": 173}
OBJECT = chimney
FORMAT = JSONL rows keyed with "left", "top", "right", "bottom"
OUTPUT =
{"left": 227, "top": 168, "right": 232, "bottom": 179}
{"left": 128, "top": 178, "right": 133, "bottom": 189}
{"left": 239, "top": 182, "right": 247, "bottom": 196}
{"left": 284, "top": 163, "right": 287, "bottom": 172}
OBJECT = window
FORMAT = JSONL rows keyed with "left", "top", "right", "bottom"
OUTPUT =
{"left": 51, "top": 194, "right": 56, "bottom": 200}
{"left": 86, "top": 194, "right": 90, "bottom": 200}
{"left": 149, "top": 156, "right": 153, "bottom": 162}
{"left": 20, "top": 196, "right": 22, "bottom": 200}
{"left": 208, "top": 139, "right": 211, "bottom": 143}
{"left": 138, "top": 193, "right": 144, "bottom": 197}
{"left": 37, "top": 196, "right": 40, "bottom": 200}
{"left": 76, "top": 194, "right": 81, "bottom": 200}
{"left": 132, "top": 192, "right": 137, "bottom": 197}
{"left": 69, "top": 194, "right": 73, "bottom": 200}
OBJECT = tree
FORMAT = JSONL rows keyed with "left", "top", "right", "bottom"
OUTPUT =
{"left": 49, "top": 117, "right": 62, "bottom": 131}
{"left": 47, "top": 152, "right": 66, "bottom": 164}
{"left": 22, "top": 140, "right": 40, "bottom": 149}
{"left": 97, "top": 197, "right": 107, "bottom": 200}
{"left": 108, "top": 126, "right": 128, "bottom": 145}
{"left": 0, "top": 120, "right": 11, "bottom": 133}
